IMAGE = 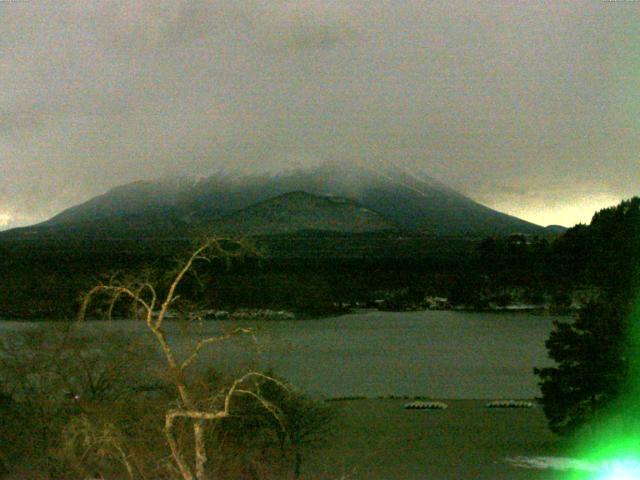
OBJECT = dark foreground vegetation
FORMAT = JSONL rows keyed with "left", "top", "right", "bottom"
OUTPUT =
{"left": 0, "top": 325, "right": 333, "bottom": 479}
{"left": 0, "top": 238, "right": 335, "bottom": 479}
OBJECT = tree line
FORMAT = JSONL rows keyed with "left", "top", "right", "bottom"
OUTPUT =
{"left": 533, "top": 197, "right": 640, "bottom": 436}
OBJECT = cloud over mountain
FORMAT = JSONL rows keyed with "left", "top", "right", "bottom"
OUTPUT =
{"left": 1, "top": 1, "right": 637, "bottom": 229}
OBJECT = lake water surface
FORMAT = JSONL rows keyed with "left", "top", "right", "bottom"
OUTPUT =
{"left": 0, "top": 310, "right": 562, "bottom": 399}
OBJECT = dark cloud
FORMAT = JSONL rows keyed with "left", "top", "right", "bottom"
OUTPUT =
{"left": 0, "top": 0, "right": 638, "bottom": 229}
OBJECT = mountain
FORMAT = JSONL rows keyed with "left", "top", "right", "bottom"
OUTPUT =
{"left": 44, "top": 178, "right": 192, "bottom": 226}
{"left": 9, "top": 162, "right": 543, "bottom": 237}
{"left": 182, "top": 163, "right": 544, "bottom": 235}
{"left": 214, "top": 191, "right": 397, "bottom": 235}
{"left": 543, "top": 225, "right": 568, "bottom": 235}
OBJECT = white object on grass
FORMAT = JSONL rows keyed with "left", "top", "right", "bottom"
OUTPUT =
{"left": 403, "top": 401, "right": 448, "bottom": 410}
{"left": 486, "top": 400, "right": 533, "bottom": 408}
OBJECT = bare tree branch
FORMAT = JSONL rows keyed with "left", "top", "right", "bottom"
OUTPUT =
{"left": 155, "top": 238, "right": 222, "bottom": 330}
{"left": 234, "top": 389, "right": 286, "bottom": 432}
{"left": 78, "top": 237, "right": 271, "bottom": 480}
{"left": 79, "top": 285, "right": 152, "bottom": 323}
{"left": 180, "top": 328, "right": 252, "bottom": 372}
{"left": 106, "top": 290, "right": 124, "bottom": 321}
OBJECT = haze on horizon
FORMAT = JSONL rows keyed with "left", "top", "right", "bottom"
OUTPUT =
{"left": 1, "top": 1, "right": 638, "bottom": 231}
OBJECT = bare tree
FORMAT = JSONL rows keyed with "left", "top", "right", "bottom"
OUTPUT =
{"left": 79, "top": 237, "right": 286, "bottom": 480}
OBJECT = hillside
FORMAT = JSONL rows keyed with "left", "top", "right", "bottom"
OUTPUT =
{"left": 212, "top": 191, "right": 397, "bottom": 235}
{"left": 7, "top": 162, "right": 543, "bottom": 238}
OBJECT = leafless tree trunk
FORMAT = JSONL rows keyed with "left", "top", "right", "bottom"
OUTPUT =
{"left": 79, "top": 237, "right": 285, "bottom": 480}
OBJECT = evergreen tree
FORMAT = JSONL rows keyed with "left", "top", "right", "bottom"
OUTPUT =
{"left": 535, "top": 197, "right": 640, "bottom": 435}
{"left": 534, "top": 300, "right": 629, "bottom": 435}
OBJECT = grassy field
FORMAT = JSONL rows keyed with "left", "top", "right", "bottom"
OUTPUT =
{"left": 306, "top": 399, "right": 571, "bottom": 480}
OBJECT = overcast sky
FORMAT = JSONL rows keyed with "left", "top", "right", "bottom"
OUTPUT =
{"left": 1, "top": 0, "right": 638, "bottom": 230}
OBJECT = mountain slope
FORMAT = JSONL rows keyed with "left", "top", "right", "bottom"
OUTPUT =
{"left": 27, "top": 162, "right": 542, "bottom": 237}
{"left": 212, "top": 191, "right": 397, "bottom": 235}
{"left": 189, "top": 163, "right": 542, "bottom": 235}
{"left": 44, "top": 178, "right": 194, "bottom": 226}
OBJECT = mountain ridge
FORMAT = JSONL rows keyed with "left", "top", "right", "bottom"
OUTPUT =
{"left": 11, "top": 163, "right": 544, "bottom": 237}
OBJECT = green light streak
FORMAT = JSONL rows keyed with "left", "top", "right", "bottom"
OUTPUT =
{"left": 565, "top": 297, "right": 640, "bottom": 480}
{"left": 595, "top": 460, "right": 640, "bottom": 480}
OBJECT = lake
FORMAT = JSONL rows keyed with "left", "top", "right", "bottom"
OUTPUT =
{"left": 0, "top": 310, "right": 563, "bottom": 399}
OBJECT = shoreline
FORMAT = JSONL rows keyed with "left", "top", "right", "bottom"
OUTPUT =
{"left": 0, "top": 304, "right": 574, "bottom": 322}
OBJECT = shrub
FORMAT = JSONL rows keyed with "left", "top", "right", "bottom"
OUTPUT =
{"left": 201, "top": 369, "right": 335, "bottom": 479}
{"left": 0, "top": 324, "right": 155, "bottom": 475}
